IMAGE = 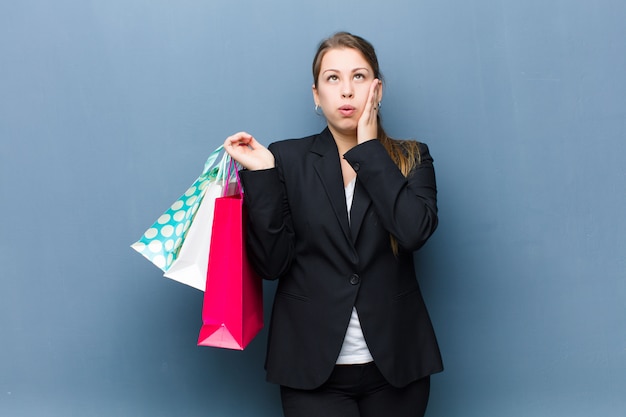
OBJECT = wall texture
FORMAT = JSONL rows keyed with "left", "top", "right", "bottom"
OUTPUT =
{"left": 1, "top": 0, "right": 624, "bottom": 416}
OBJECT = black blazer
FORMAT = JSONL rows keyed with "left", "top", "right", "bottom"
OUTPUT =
{"left": 240, "top": 128, "right": 443, "bottom": 390}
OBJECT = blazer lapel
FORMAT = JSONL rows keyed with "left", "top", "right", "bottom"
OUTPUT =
{"left": 311, "top": 129, "right": 353, "bottom": 244}
{"left": 348, "top": 179, "right": 372, "bottom": 244}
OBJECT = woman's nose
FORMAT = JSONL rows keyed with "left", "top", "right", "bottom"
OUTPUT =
{"left": 341, "top": 82, "right": 354, "bottom": 98}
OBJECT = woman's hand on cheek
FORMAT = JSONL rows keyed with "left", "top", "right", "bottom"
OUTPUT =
{"left": 357, "top": 78, "right": 382, "bottom": 144}
{"left": 224, "top": 132, "right": 275, "bottom": 171}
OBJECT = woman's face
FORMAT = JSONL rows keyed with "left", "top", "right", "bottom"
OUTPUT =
{"left": 313, "top": 47, "right": 380, "bottom": 139}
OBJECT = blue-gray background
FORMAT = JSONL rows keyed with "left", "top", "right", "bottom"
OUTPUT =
{"left": 1, "top": 1, "right": 624, "bottom": 416}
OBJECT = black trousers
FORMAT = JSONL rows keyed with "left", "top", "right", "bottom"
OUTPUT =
{"left": 280, "top": 363, "right": 430, "bottom": 417}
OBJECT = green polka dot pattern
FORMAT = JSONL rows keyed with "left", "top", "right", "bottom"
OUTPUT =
{"left": 131, "top": 146, "right": 229, "bottom": 272}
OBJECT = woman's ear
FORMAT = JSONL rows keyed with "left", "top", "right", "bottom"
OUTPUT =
{"left": 312, "top": 84, "right": 319, "bottom": 107}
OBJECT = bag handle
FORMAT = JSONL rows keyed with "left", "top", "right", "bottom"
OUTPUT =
{"left": 224, "top": 159, "right": 243, "bottom": 197}
{"left": 202, "top": 145, "right": 225, "bottom": 176}
{"left": 200, "top": 144, "right": 242, "bottom": 196}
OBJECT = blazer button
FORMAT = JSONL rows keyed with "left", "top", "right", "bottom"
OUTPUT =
{"left": 352, "top": 162, "right": 360, "bottom": 172}
{"left": 349, "top": 274, "right": 360, "bottom": 285}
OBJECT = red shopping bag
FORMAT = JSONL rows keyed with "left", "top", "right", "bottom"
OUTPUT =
{"left": 197, "top": 191, "right": 263, "bottom": 350}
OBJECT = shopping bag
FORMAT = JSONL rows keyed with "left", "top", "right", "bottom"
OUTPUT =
{"left": 131, "top": 146, "right": 237, "bottom": 290}
{"left": 162, "top": 178, "right": 236, "bottom": 291}
{"left": 198, "top": 170, "right": 263, "bottom": 350}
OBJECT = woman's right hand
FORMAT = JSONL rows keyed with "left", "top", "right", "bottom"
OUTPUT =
{"left": 224, "top": 132, "right": 275, "bottom": 171}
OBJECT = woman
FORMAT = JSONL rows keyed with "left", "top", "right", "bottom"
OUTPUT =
{"left": 224, "top": 32, "right": 443, "bottom": 417}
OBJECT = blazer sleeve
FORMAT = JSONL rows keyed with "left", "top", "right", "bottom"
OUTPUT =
{"left": 239, "top": 147, "right": 295, "bottom": 280}
{"left": 343, "top": 140, "right": 438, "bottom": 251}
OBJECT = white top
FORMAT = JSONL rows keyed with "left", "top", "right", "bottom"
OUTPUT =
{"left": 335, "top": 177, "right": 374, "bottom": 365}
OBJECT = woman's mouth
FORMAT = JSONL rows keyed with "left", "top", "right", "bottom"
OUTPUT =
{"left": 339, "top": 105, "right": 356, "bottom": 117}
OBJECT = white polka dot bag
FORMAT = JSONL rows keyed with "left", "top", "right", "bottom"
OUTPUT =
{"left": 131, "top": 145, "right": 238, "bottom": 291}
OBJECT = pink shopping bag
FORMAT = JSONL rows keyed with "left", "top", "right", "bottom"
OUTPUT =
{"left": 197, "top": 191, "right": 263, "bottom": 350}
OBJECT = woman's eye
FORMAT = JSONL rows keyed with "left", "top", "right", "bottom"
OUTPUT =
{"left": 327, "top": 75, "right": 338, "bottom": 81}
{"left": 354, "top": 73, "right": 365, "bottom": 80}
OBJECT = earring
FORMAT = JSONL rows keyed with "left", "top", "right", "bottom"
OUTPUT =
{"left": 377, "top": 101, "right": 382, "bottom": 109}
{"left": 315, "top": 104, "right": 323, "bottom": 115}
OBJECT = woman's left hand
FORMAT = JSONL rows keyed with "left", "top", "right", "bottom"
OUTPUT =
{"left": 357, "top": 78, "right": 382, "bottom": 144}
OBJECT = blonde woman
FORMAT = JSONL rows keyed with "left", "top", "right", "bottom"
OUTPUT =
{"left": 225, "top": 32, "right": 442, "bottom": 417}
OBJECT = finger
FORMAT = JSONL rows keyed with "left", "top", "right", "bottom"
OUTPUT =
{"left": 224, "top": 132, "right": 254, "bottom": 148}
{"left": 361, "top": 80, "right": 378, "bottom": 117}
{"left": 226, "top": 131, "right": 252, "bottom": 143}
{"left": 371, "top": 79, "right": 382, "bottom": 110}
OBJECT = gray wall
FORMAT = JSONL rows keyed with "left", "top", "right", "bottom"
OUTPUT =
{"left": 1, "top": 1, "right": 624, "bottom": 416}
